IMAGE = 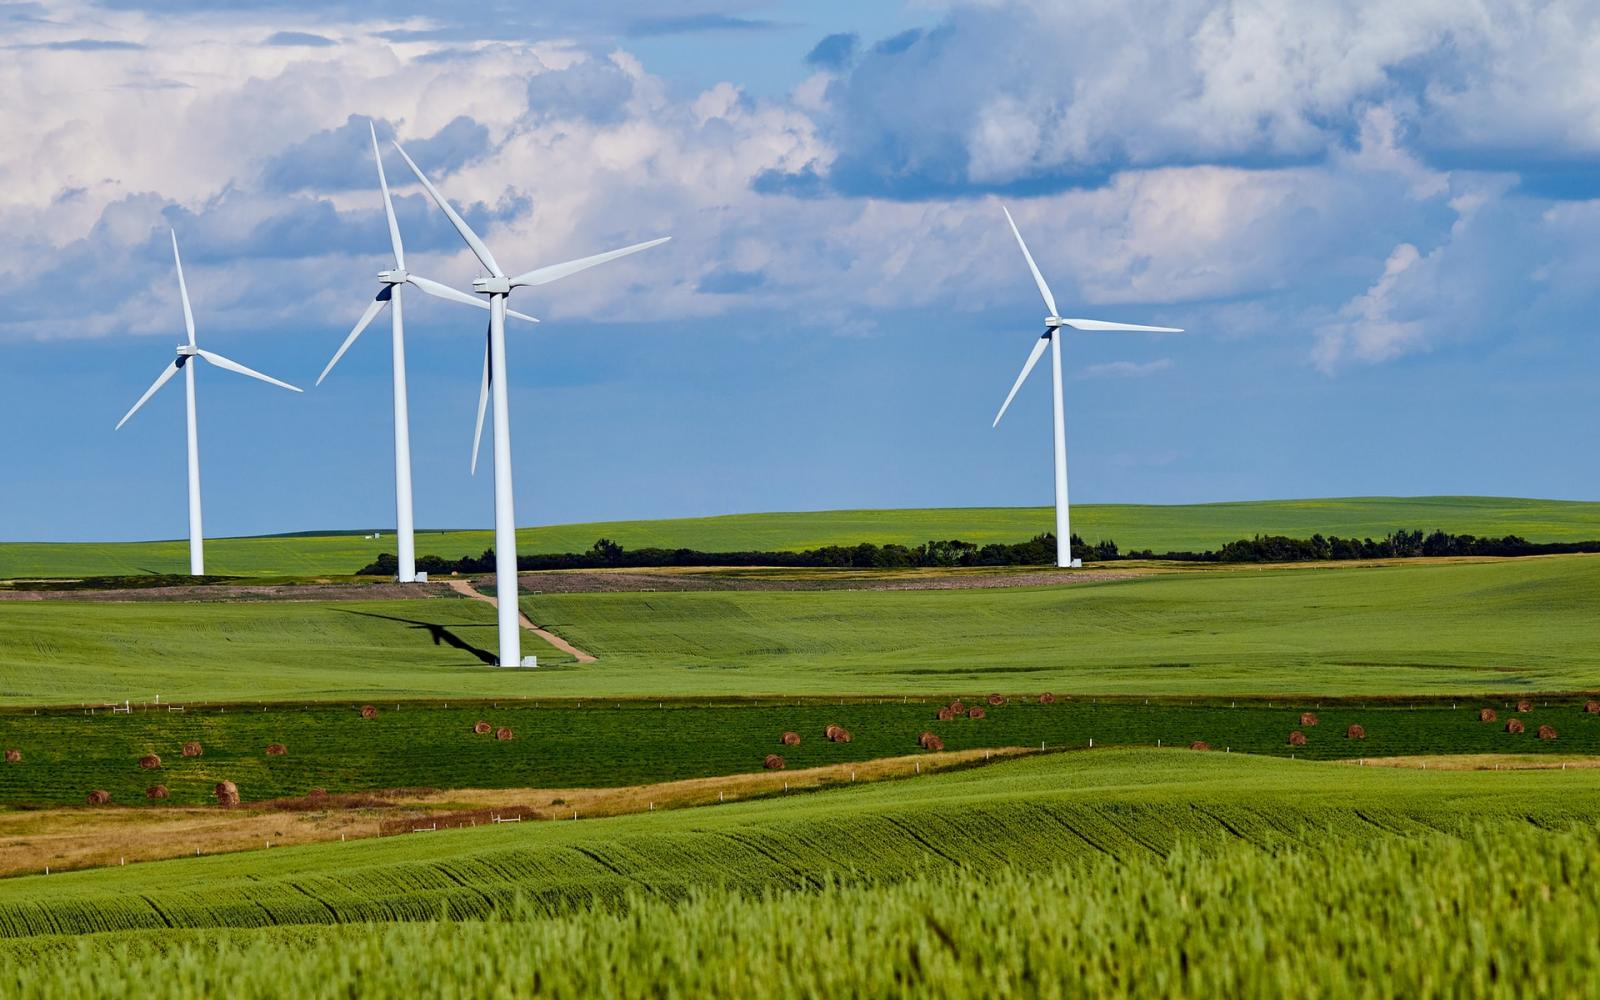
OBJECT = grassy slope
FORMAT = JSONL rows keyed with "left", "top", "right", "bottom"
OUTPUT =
{"left": 5, "top": 697, "right": 1598, "bottom": 806}
{"left": 1, "top": 750, "right": 1597, "bottom": 939}
{"left": 1, "top": 555, "right": 1597, "bottom": 703}
{"left": 4, "top": 495, "right": 1598, "bottom": 578}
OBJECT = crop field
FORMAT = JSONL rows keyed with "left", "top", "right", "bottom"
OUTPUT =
{"left": 0, "top": 750, "right": 1597, "bottom": 940}
{"left": 3, "top": 495, "right": 1597, "bottom": 578}
{"left": 7, "top": 823, "right": 1597, "bottom": 998}
{"left": 2, "top": 697, "right": 1598, "bottom": 807}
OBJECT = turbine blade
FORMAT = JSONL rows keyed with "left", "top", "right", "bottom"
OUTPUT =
{"left": 390, "top": 140, "right": 503, "bottom": 277}
{"left": 171, "top": 231, "right": 196, "bottom": 346}
{"left": 115, "top": 360, "right": 182, "bottom": 430}
{"left": 992, "top": 333, "right": 1050, "bottom": 428}
{"left": 1000, "top": 205, "right": 1058, "bottom": 318}
{"left": 407, "top": 274, "right": 541, "bottom": 323}
{"left": 317, "top": 290, "right": 390, "bottom": 385}
{"left": 370, "top": 120, "right": 404, "bottom": 270}
{"left": 1059, "top": 318, "right": 1184, "bottom": 333}
{"left": 196, "top": 349, "right": 303, "bottom": 393}
{"left": 471, "top": 329, "right": 490, "bottom": 476}
{"left": 509, "top": 236, "right": 671, "bottom": 288}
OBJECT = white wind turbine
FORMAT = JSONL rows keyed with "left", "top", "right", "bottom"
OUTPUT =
{"left": 316, "top": 121, "right": 537, "bottom": 584}
{"left": 991, "top": 205, "right": 1182, "bottom": 568}
{"left": 116, "top": 231, "right": 304, "bottom": 575}
{"left": 393, "top": 138, "right": 670, "bottom": 667}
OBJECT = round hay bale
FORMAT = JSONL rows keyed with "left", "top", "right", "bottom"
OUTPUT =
{"left": 1189, "top": 741, "right": 1211, "bottom": 751}
{"left": 146, "top": 785, "right": 168, "bottom": 800}
{"left": 967, "top": 707, "right": 985, "bottom": 719}
{"left": 780, "top": 731, "right": 801, "bottom": 746}
{"left": 1585, "top": 700, "right": 1600, "bottom": 715}
{"left": 495, "top": 726, "right": 513, "bottom": 741}
{"left": 214, "top": 781, "right": 239, "bottom": 808}
{"left": 265, "top": 743, "right": 287, "bottom": 757}
{"left": 1478, "top": 708, "right": 1497, "bottom": 723}
{"left": 85, "top": 789, "right": 110, "bottom": 806}
{"left": 923, "top": 735, "right": 945, "bottom": 753}
{"left": 918, "top": 731, "right": 938, "bottom": 749}
{"left": 1345, "top": 724, "right": 1366, "bottom": 740}
{"left": 472, "top": 720, "right": 493, "bottom": 735}
{"left": 137, "top": 753, "right": 161, "bottom": 770}
{"left": 1538, "top": 724, "right": 1558, "bottom": 741}
{"left": 986, "top": 694, "right": 1005, "bottom": 707}
{"left": 935, "top": 707, "right": 954, "bottom": 722}
{"left": 181, "top": 741, "right": 203, "bottom": 758}
{"left": 828, "top": 727, "right": 852, "bottom": 744}
{"left": 1039, "top": 692, "right": 1056, "bottom": 704}
{"left": 3, "top": 749, "right": 20, "bottom": 764}
{"left": 763, "top": 754, "right": 786, "bottom": 770}
{"left": 824, "top": 724, "right": 844, "bottom": 741}
{"left": 1299, "top": 712, "right": 1319, "bottom": 727}
{"left": 1505, "top": 718, "right": 1525, "bottom": 734}
{"left": 949, "top": 701, "right": 965, "bottom": 715}
{"left": 1516, "top": 700, "right": 1534, "bottom": 713}
{"left": 1288, "top": 730, "right": 1307, "bottom": 747}
{"left": 359, "top": 704, "right": 378, "bottom": 719}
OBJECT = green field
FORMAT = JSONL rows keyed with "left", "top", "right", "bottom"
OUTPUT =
{"left": 4, "top": 495, "right": 1597, "bottom": 578}
{"left": 1, "top": 750, "right": 1596, "bottom": 938}
{"left": 2, "top": 555, "right": 1597, "bottom": 703}
{"left": 3, "top": 697, "right": 1595, "bottom": 806}
{"left": 8, "top": 823, "right": 1595, "bottom": 997}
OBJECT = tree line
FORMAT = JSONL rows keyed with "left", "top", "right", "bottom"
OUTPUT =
{"left": 357, "top": 527, "right": 1600, "bottom": 576}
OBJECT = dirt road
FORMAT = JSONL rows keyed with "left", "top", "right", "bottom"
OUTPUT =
{"left": 445, "top": 579, "right": 597, "bottom": 663}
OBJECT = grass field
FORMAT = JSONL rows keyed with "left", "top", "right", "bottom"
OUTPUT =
{"left": 0, "top": 750, "right": 1596, "bottom": 939}
{"left": 3, "top": 495, "right": 1597, "bottom": 578}
{"left": 8, "top": 824, "right": 1597, "bottom": 997}
{"left": 1, "top": 555, "right": 1596, "bottom": 703}
{"left": 2, "top": 697, "right": 1596, "bottom": 807}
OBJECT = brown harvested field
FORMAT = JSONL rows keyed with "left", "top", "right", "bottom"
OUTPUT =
{"left": 1338, "top": 754, "right": 1600, "bottom": 771}
{"left": 0, "top": 748, "right": 1031, "bottom": 878}
{"left": 511, "top": 566, "right": 1158, "bottom": 594}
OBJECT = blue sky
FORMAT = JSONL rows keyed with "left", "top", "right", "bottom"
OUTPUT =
{"left": 1, "top": 0, "right": 1598, "bottom": 543}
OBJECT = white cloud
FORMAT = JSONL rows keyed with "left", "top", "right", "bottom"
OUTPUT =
{"left": 1081, "top": 358, "right": 1174, "bottom": 378}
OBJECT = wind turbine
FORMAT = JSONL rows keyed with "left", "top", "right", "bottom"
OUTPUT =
{"left": 116, "top": 231, "right": 303, "bottom": 575}
{"left": 315, "top": 121, "right": 537, "bottom": 584}
{"left": 991, "top": 205, "right": 1181, "bottom": 568}
{"left": 392, "top": 138, "right": 669, "bottom": 667}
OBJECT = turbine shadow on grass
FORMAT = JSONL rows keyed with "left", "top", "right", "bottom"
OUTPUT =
{"left": 331, "top": 609, "right": 498, "bottom": 665}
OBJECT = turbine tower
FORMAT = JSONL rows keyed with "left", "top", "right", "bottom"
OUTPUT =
{"left": 393, "top": 139, "right": 669, "bottom": 667}
{"left": 316, "top": 121, "right": 537, "bottom": 584}
{"left": 991, "top": 205, "right": 1181, "bottom": 568}
{"left": 116, "top": 231, "right": 303, "bottom": 575}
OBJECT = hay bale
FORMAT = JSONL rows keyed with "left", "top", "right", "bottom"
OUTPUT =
{"left": 828, "top": 727, "right": 852, "bottom": 744}
{"left": 495, "top": 726, "right": 513, "bottom": 741}
{"left": 1288, "top": 730, "right": 1307, "bottom": 747}
{"left": 146, "top": 785, "right": 168, "bottom": 800}
{"left": 1345, "top": 724, "right": 1366, "bottom": 740}
{"left": 918, "top": 731, "right": 939, "bottom": 749}
{"left": 949, "top": 700, "right": 965, "bottom": 715}
{"left": 1516, "top": 700, "right": 1534, "bottom": 713}
{"left": 85, "top": 789, "right": 110, "bottom": 806}
{"left": 359, "top": 704, "right": 378, "bottom": 719}
{"left": 763, "top": 754, "right": 786, "bottom": 770}
{"left": 986, "top": 694, "right": 1005, "bottom": 706}
{"left": 1189, "top": 741, "right": 1211, "bottom": 751}
{"left": 181, "top": 741, "right": 203, "bottom": 758}
{"left": 1300, "top": 712, "right": 1319, "bottom": 727}
{"left": 265, "top": 743, "right": 287, "bottom": 757}
{"left": 967, "top": 707, "right": 985, "bottom": 719}
{"left": 1039, "top": 692, "right": 1056, "bottom": 704}
{"left": 780, "top": 731, "right": 802, "bottom": 746}
{"left": 922, "top": 735, "right": 945, "bottom": 753}
{"left": 137, "top": 753, "right": 161, "bottom": 770}
{"left": 1478, "top": 708, "right": 1497, "bottom": 723}
{"left": 1505, "top": 718, "right": 1525, "bottom": 734}
{"left": 472, "top": 720, "right": 492, "bottom": 735}
{"left": 214, "top": 781, "right": 239, "bottom": 808}
{"left": 2, "top": 749, "right": 19, "bottom": 764}
{"left": 1538, "top": 724, "right": 1558, "bottom": 741}
{"left": 1585, "top": 701, "right": 1600, "bottom": 715}
{"left": 308, "top": 788, "right": 327, "bottom": 797}
{"left": 935, "top": 707, "right": 954, "bottom": 722}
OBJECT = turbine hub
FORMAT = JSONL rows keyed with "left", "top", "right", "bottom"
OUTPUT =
{"left": 473, "top": 276, "right": 512, "bottom": 295}
{"left": 1044, "top": 316, "right": 1067, "bottom": 328}
{"left": 176, "top": 344, "right": 199, "bottom": 356}
{"left": 378, "top": 268, "right": 409, "bottom": 285}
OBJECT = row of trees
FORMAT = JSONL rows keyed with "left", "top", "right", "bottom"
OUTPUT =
{"left": 357, "top": 529, "right": 1600, "bottom": 576}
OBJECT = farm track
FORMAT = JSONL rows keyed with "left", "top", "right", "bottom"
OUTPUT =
{"left": 446, "top": 580, "right": 596, "bottom": 663}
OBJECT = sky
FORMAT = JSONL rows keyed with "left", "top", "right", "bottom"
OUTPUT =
{"left": 1, "top": 0, "right": 1598, "bottom": 543}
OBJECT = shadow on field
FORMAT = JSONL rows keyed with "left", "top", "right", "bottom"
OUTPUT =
{"left": 331, "top": 609, "right": 498, "bottom": 665}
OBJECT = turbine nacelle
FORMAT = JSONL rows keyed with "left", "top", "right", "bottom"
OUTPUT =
{"left": 377, "top": 268, "right": 409, "bottom": 285}
{"left": 176, "top": 344, "right": 199, "bottom": 357}
{"left": 472, "top": 276, "right": 512, "bottom": 295}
